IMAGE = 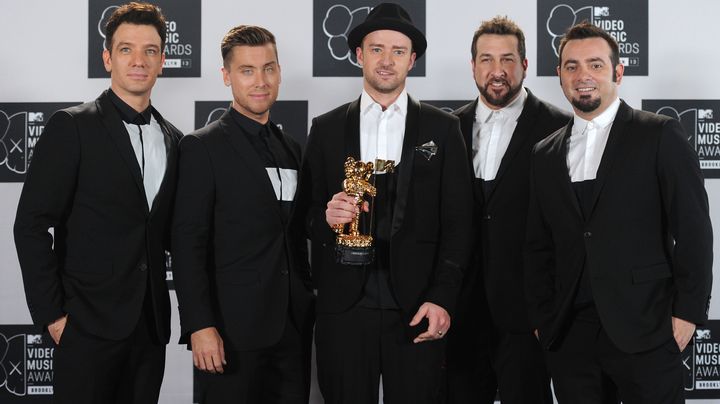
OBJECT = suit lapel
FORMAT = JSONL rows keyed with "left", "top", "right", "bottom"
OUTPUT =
{"left": 555, "top": 122, "right": 583, "bottom": 220}
{"left": 588, "top": 101, "right": 632, "bottom": 217}
{"left": 457, "top": 99, "right": 476, "bottom": 163}
{"left": 96, "top": 91, "right": 149, "bottom": 214}
{"left": 344, "top": 97, "right": 362, "bottom": 159}
{"left": 488, "top": 90, "right": 540, "bottom": 202}
{"left": 218, "top": 110, "right": 281, "bottom": 211}
{"left": 391, "top": 95, "right": 420, "bottom": 236}
{"left": 149, "top": 112, "right": 178, "bottom": 216}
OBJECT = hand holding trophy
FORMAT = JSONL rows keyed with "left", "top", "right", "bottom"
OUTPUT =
{"left": 333, "top": 157, "right": 377, "bottom": 265}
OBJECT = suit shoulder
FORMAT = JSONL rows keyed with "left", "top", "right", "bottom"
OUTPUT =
{"left": 534, "top": 124, "right": 567, "bottom": 154}
{"left": 420, "top": 102, "right": 458, "bottom": 122}
{"left": 452, "top": 100, "right": 476, "bottom": 118}
{"left": 187, "top": 119, "right": 223, "bottom": 139}
{"left": 537, "top": 99, "right": 572, "bottom": 122}
{"left": 632, "top": 107, "right": 674, "bottom": 127}
{"left": 52, "top": 100, "right": 97, "bottom": 122}
{"left": 313, "top": 101, "right": 353, "bottom": 125}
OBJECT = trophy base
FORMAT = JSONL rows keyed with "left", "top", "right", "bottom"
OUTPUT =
{"left": 336, "top": 245, "right": 375, "bottom": 266}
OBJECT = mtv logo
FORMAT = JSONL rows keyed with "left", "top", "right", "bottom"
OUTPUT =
{"left": 699, "top": 109, "right": 713, "bottom": 119}
{"left": 26, "top": 334, "right": 42, "bottom": 344}
{"left": 696, "top": 329, "right": 711, "bottom": 339}
{"left": 594, "top": 7, "right": 610, "bottom": 17}
{"left": 619, "top": 57, "right": 629, "bottom": 66}
{"left": 28, "top": 112, "right": 44, "bottom": 123}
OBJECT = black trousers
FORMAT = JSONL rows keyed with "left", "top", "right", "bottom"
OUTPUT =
{"left": 446, "top": 326, "right": 551, "bottom": 404}
{"left": 195, "top": 318, "right": 312, "bottom": 404}
{"left": 315, "top": 306, "right": 445, "bottom": 404}
{"left": 546, "top": 308, "right": 684, "bottom": 404}
{"left": 53, "top": 310, "right": 166, "bottom": 404}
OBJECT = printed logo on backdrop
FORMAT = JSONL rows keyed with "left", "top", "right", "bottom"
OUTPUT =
{"left": 313, "top": 0, "right": 426, "bottom": 77}
{"left": 642, "top": 100, "right": 720, "bottom": 179}
{"left": 683, "top": 321, "right": 720, "bottom": 399}
{"left": 194, "top": 101, "right": 309, "bottom": 148}
{"left": 422, "top": 100, "right": 473, "bottom": 115}
{"left": 537, "top": 0, "right": 648, "bottom": 76}
{"left": 88, "top": 0, "right": 201, "bottom": 78}
{"left": 0, "top": 103, "right": 80, "bottom": 183}
{"left": 0, "top": 325, "right": 54, "bottom": 402}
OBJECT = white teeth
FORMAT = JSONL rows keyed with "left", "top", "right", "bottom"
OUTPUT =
{"left": 577, "top": 87, "right": 595, "bottom": 92}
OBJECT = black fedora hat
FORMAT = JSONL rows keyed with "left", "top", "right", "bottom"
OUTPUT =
{"left": 347, "top": 3, "right": 427, "bottom": 59}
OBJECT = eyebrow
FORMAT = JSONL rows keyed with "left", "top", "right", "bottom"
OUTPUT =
{"left": 479, "top": 52, "right": 516, "bottom": 57}
{"left": 115, "top": 41, "right": 160, "bottom": 49}
{"left": 367, "top": 43, "right": 409, "bottom": 50}
{"left": 237, "top": 61, "right": 277, "bottom": 69}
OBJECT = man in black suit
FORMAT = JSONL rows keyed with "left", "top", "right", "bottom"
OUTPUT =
{"left": 294, "top": 3, "right": 472, "bottom": 403}
{"left": 13, "top": 3, "right": 181, "bottom": 403}
{"left": 171, "top": 25, "right": 314, "bottom": 404}
{"left": 448, "top": 16, "right": 569, "bottom": 404}
{"left": 524, "top": 22, "right": 713, "bottom": 404}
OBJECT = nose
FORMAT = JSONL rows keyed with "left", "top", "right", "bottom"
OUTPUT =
{"left": 489, "top": 60, "right": 505, "bottom": 78}
{"left": 255, "top": 70, "right": 269, "bottom": 88}
{"left": 130, "top": 51, "right": 146, "bottom": 67}
{"left": 380, "top": 52, "right": 394, "bottom": 67}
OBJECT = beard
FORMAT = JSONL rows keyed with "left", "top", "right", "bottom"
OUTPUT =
{"left": 571, "top": 95, "right": 602, "bottom": 113}
{"left": 478, "top": 79, "right": 523, "bottom": 108}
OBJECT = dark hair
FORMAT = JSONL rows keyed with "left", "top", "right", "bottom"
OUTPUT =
{"left": 105, "top": 2, "right": 167, "bottom": 52}
{"left": 471, "top": 16, "right": 526, "bottom": 61}
{"left": 558, "top": 21, "right": 620, "bottom": 68}
{"left": 221, "top": 25, "right": 277, "bottom": 67}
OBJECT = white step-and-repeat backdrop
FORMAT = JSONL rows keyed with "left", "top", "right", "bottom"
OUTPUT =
{"left": 1, "top": 0, "right": 719, "bottom": 403}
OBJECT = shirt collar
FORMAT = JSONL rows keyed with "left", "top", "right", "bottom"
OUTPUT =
{"left": 109, "top": 88, "right": 153, "bottom": 125}
{"left": 572, "top": 97, "right": 621, "bottom": 132}
{"left": 360, "top": 89, "right": 408, "bottom": 117}
{"left": 228, "top": 106, "right": 274, "bottom": 138}
{"left": 475, "top": 87, "right": 527, "bottom": 124}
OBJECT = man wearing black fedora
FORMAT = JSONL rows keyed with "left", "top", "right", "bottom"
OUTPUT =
{"left": 294, "top": 3, "right": 472, "bottom": 403}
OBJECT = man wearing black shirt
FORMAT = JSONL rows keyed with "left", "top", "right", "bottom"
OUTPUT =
{"left": 14, "top": 3, "right": 182, "bottom": 403}
{"left": 171, "top": 25, "right": 314, "bottom": 404}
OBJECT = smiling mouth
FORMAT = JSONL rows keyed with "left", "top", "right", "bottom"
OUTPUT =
{"left": 377, "top": 70, "right": 395, "bottom": 77}
{"left": 576, "top": 87, "right": 596, "bottom": 93}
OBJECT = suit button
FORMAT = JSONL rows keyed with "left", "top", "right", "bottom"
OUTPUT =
{"left": 584, "top": 232, "right": 592, "bottom": 238}
{"left": 139, "top": 263, "right": 148, "bottom": 272}
{"left": 281, "top": 269, "right": 289, "bottom": 275}
{"left": 484, "top": 214, "right": 491, "bottom": 220}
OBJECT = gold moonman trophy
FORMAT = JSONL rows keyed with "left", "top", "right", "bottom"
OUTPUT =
{"left": 333, "top": 157, "right": 377, "bottom": 265}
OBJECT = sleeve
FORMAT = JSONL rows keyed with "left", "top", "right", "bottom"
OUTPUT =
{"left": 523, "top": 147, "right": 557, "bottom": 332}
{"left": 292, "top": 118, "right": 333, "bottom": 289}
{"left": 657, "top": 118, "right": 713, "bottom": 325}
{"left": 13, "top": 111, "right": 80, "bottom": 327}
{"left": 171, "top": 134, "right": 218, "bottom": 339}
{"left": 287, "top": 137, "right": 313, "bottom": 291}
{"left": 424, "top": 117, "right": 473, "bottom": 315}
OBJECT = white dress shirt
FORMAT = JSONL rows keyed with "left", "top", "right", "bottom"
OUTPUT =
{"left": 359, "top": 89, "right": 407, "bottom": 171}
{"left": 123, "top": 115, "right": 167, "bottom": 209}
{"left": 566, "top": 97, "right": 621, "bottom": 182}
{"left": 472, "top": 88, "right": 527, "bottom": 180}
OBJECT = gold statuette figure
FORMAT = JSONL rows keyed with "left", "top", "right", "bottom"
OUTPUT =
{"left": 333, "top": 157, "right": 376, "bottom": 264}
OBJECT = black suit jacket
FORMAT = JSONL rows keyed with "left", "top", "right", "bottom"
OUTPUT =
{"left": 14, "top": 90, "right": 181, "bottom": 342}
{"left": 524, "top": 101, "right": 713, "bottom": 353}
{"left": 294, "top": 95, "right": 473, "bottom": 333}
{"left": 171, "top": 110, "right": 314, "bottom": 352}
{"left": 454, "top": 89, "right": 571, "bottom": 333}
